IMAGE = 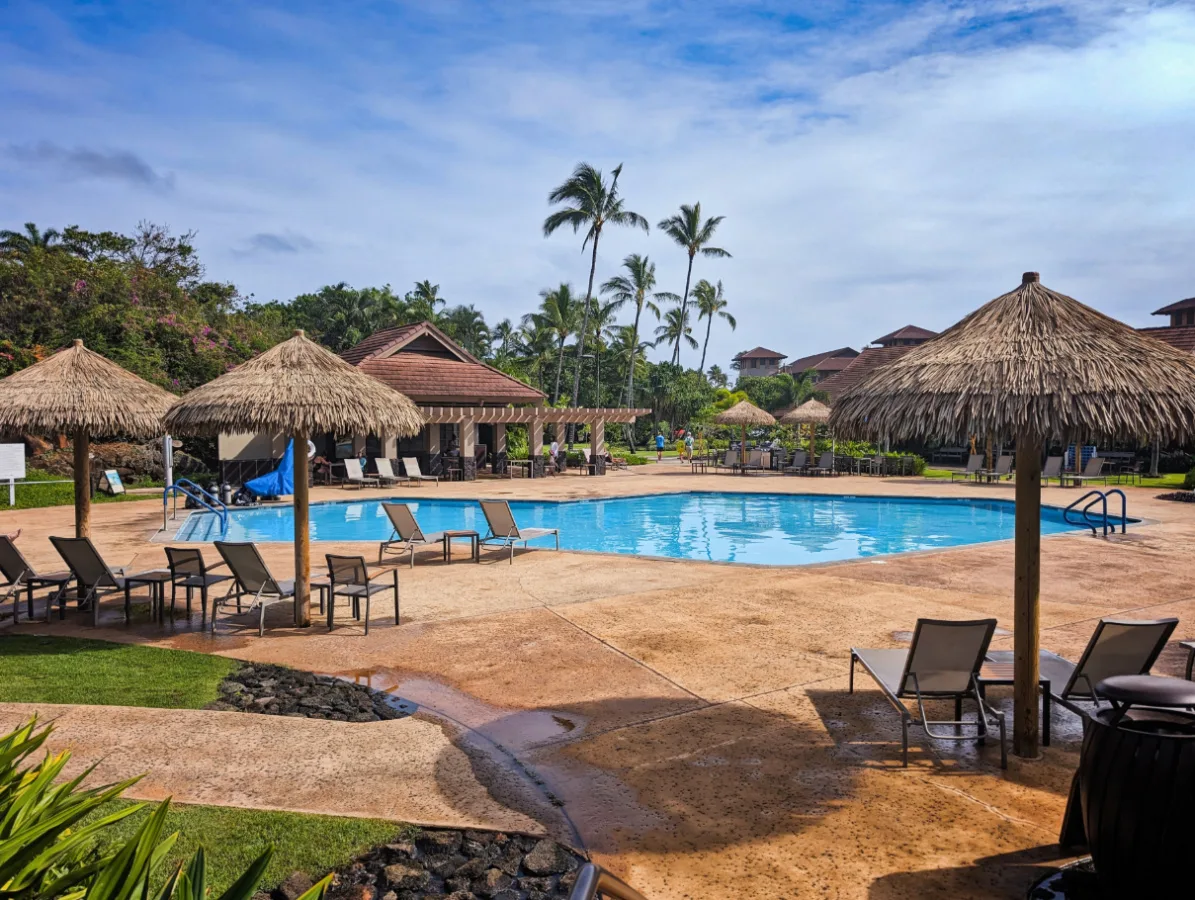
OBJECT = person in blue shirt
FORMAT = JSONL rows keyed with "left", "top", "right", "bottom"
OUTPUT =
{"left": 655, "top": 432, "right": 666, "bottom": 462}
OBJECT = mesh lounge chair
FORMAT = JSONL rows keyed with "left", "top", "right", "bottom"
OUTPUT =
{"left": 479, "top": 499, "right": 560, "bottom": 564}
{"left": 214, "top": 541, "right": 322, "bottom": 636}
{"left": 783, "top": 450, "right": 808, "bottom": 475}
{"left": 165, "top": 547, "right": 233, "bottom": 624}
{"left": 1062, "top": 456, "right": 1107, "bottom": 488}
{"left": 0, "top": 535, "right": 73, "bottom": 624}
{"left": 325, "top": 554, "right": 400, "bottom": 634}
{"left": 740, "top": 449, "right": 765, "bottom": 474}
{"left": 718, "top": 449, "right": 739, "bottom": 473}
{"left": 850, "top": 618, "right": 1007, "bottom": 768}
{"left": 981, "top": 455, "right": 1013, "bottom": 482}
{"left": 402, "top": 457, "right": 440, "bottom": 485}
{"left": 49, "top": 536, "right": 154, "bottom": 626}
{"left": 1040, "top": 455, "right": 1063, "bottom": 486}
{"left": 950, "top": 454, "right": 985, "bottom": 483}
{"left": 378, "top": 502, "right": 447, "bottom": 566}
{"left": 343, "top": 458, "right": 380, "bottom": 489}
{"left": 808, "top": 451, "right": 838, "bottom": 477}
{"left": 374, "top": 458, "right": 408, "bottom": 486}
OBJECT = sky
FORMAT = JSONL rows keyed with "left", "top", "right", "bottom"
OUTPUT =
{"left": 3, "top": 0, "right": 1195, "bottom": 373}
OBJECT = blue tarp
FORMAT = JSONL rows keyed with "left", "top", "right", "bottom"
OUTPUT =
{"left": 245, "top": 440, "right": 295, "bottom": 497}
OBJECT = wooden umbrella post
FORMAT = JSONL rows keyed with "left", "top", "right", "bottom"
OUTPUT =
{"left": 1013, "top": 431, "right": 1043, "bottom": 757}
{"left": 292, "top": 432, "right": 311, "bottom": 627}
{"left": 73, "top": 429, "right": 90, "bottom": 539}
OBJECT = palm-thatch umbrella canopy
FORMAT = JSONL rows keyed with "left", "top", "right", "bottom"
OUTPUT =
{"left": 713, "top": 401, "right": 776, "bottom": 473}
{"left": 781, "top": 398, "right": 832, "bottom": 455}
{"left": 832, "top": 272, "right": 1195, "bottom": 758}
{"left": 0, "top": 339, "right": 176, "bottom": 538}
{"left": 165, "top": 330, "right": 425, "bottom": 626}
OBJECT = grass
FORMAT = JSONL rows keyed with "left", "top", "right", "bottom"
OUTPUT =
{"left": 5, "top": 468, "right": 157, "bottom": 510}
{"left": 0, "top": 635, "right": 238, "bottom": 708}
{"left": 922, "top": 467, "right": 1184, "bottom": 488}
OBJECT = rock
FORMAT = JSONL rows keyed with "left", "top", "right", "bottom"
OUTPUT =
{"left": 340, "top": 886, "right": 375, "bottom": 900}
{"left": 444, "top": 893, "right": 477, "bottom": 900}
{"left": 491, "top": 892, "right": 521, "bottom": 900}
{"left": 463, "top": 831, "right": 493, "bottom": 846}
{"left": 451, "top": 858, "right": 487, "bottom": 880}
{"left": 417, "top": 830, "right": 463, "bottom": 855}
{"left": 557, "top": 869, "right": 579, "bottom": 891}
{"left": 426, "top": 854, "right": 468, "bottom": 877}
{"left": 472, "top": 869, "right": 511, "bottom": 898}
{"left": 494, "top": 849, "right": 522, "bottom": 878}
{"left": 461, "top": 840, "right": 487, "bottom": 859}
{"left": 386, "top": 840, "right": 417, "bottom": 858}
{"left": 381, "top": 893, "right": 397, "bottom": 900}
{"left": 253, "top": 696, "right": 276, "bottom": 707}
{"left": 518, "top": 877, "right": 555, "bottom": 893}
{"left": 384, "top": 863, "right": 429, "bottom": 892}
{"left": 522, "top": 841, "right": 573, "bottom": 876}
{"left": 277, "top": 872, "right": 315, "bottom": 900}
{"left": 252, "top": 892, "right": 273, "bottom": 900}
{"left": 445, "top": 877, "right": 470, "bottom": 894}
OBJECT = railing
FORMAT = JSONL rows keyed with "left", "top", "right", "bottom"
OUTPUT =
{"left": 568, "top": 863, "right": 649, "bottom": 900}
{"left": 162, "top": 478, "right": 228, "bottom": 534}
{"left": 1063, "top": 488, "right": 1127, "bottom": 537}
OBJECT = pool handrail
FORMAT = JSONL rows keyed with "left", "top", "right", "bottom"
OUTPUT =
{"left": 1063, "top": 488, "right": 1126, "bottom": 536}
{"left": 568, "top": 863, "right": 649, "bottom": 900}
{"left": 162, "top": 478, "right": 228, "bottom": 534}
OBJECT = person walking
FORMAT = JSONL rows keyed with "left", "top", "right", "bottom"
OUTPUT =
{"left": 655, "top": 431, "right": 666, "bottom": 463}
{"left": 684, "top": 431, "right": 694, "bottom": 462}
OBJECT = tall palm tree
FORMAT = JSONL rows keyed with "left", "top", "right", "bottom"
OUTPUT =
{"left": 656, "top": 202, "right": 730, "bottom": 366}
{"left": 654, "top": 306, "right": 697, "bottom": 355}
{"left": 514, "top": 320, "right": 558, "bottom": 394}
{"left": 607, "top": 325, "right": 654, "bottom": 421}
{"left": 0, "top": 222, "right": 62, "bottom": 256}
{"left": 442, "top": 304, "right": 491, "bottom": 357}
{"left": 405, "top": 280, "right": 447, "bottom": 323}
{"left": 492, "top": 319, "right": 515, "bottom": 357}
{"left": 523, "top": 284, "right": 580, "bottom": 404}
{"left": 543, "top": 163, "right": 648, "bottom": 423}
{"left": 693, "top": 279, "right": 736, "bottom": 374}
{"left": 707, "top": 364, "right": 728, "bottom": 388}
{"left": 601, "top": 254, "right": 676, "bottom": 413}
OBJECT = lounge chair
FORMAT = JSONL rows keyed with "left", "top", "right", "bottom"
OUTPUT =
{"left": 1040, "top": 455, "right": 1063, "bottom": 486}
{"left": 579, "top": 448, "right": 597, "bottom": 475}
{"left": 343, "top": 458, "right": 380, "bottom": 489}
{"left": 479, "top": 499, "right": 560, "bottom": 564}
{"left": 983, "top": 617, "right": 1177, "bottom": 737}
{"left": 165, "top": 547, "right": 233, "bottom": 624}
{"left": 0, "top": 535, "right": 73, "bottom": 624}
{"left": 981, "top": 455, "right": 1013, "bottom": 482}
{"left": 808, "top": 451, "right": 838, "bottom": 477}
{"left": 950, "top": 454, "right": 985, "bottom": 483}
{"left": 325, "top": 554, "right": 400, "bottom": 634}
{"left": 402, "top": 457, "right": 440, "bottom": 485}
{"left": 214, "top": 541, "right": 323, "bottom": 636}
{"left": 49, "top": 536, "right": 155, "bottom": 626}
{"left": 1062, "top": 456, "right": 1107, "bottom": 488}
{"left": 378, "top": 502, "right": 447, "bottom": 566}
{"left": 740, "top": 449, "right": 765, "bottom": 474}
{"left": 374, "top": 458, "right": 408, "bottom": 486}
{"left": 850, "top": 618, "right": 1007, "bottom": 768}
{"left": 783, "top": 450, "right": 809, "bottom": 475}
{"left": 718, "top": 449, "right": 739, "bottom": 472}
{"left": 604, "top": 451, "right": 628, "bottom": 470}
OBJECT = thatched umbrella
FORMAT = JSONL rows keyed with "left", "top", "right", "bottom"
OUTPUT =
{"left": 781, "top": 399, "right": 831, "bottom": 455}
{"left": 832, "top": 272, "right": 1195, "bottom": 758}
{"left": 713, "top": 401, "right": 776, "bottom": 473}
{"left": 0, "top": 339, "right": 176, "bottom": 538}
{"left": 164, "top": 330, "right": 424, "bottom": 626}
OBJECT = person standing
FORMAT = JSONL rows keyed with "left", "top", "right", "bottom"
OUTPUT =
{"left": 655, "top": 431, "right": 666, "bottom": 463}
{"left": 684, "top": 431, "right": 694, "bottom": 462}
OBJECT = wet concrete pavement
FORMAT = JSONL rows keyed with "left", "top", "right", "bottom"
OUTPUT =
{"left": 3, "top": 469, "right": 1194, "bottom": 898}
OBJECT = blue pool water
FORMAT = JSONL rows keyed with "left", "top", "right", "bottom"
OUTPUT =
{"left": 176, "top": 492, "right": 1088, "bottom": 566}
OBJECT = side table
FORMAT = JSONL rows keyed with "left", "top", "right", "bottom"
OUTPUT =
{"left": 442, "top": 530, "right": 480, "bottom": 563}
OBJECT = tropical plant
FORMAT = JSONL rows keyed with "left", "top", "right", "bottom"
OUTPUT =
{"left": 0, "top": 221, "right": 63, "bottom": 257}
{"left": 692, "top": 279, "right": 736, "bottom": 374}
{"left": 707, "top": 364, "right": 728, "bottom": 388}
{"left": 601, "top": 254, "right": 676, "bottom": 414}
{"left": 404, "top": 280, "right": 447, "bottom": 323}
{"left": 654, "top": 306, "right": 697, "bottom": 355}
{"left": 440, "top": 304, "right": 491, "bottom": 357}
{"left": 734, "top": 371, "right": 817, "bottom": 412}
{"left": 491, "top": 318, "right": 515, "bottom": 358}
{"left": 543, "top": 163, "right": 648, "bottom": 417}
{"left": 523, "top": 284, "right": 581, "bottom": 404}
{"left": 656, "top": 202, "right": 730, "bottom": 365}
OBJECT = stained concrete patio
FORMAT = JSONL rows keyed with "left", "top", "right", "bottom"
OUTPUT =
{"left": 3, "top": 467, "right": 1193, "bottom": 898}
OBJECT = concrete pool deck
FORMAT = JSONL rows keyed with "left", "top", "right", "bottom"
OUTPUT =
{"left": 2, "top": 466, "right": 1193, "bottom": 898}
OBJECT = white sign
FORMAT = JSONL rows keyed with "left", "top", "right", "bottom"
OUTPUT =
{"left": 0, "top": 444, "right": 24, "bottom": 481}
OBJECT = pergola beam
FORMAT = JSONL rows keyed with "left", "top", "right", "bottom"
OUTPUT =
{"left": 417, "top": 406, "right": 651, "bottom": 425}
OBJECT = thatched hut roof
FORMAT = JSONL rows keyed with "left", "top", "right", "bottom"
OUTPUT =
{"left": 164, "top": 330, "right": 425, "bottom": 437}
{"left": 0, "top": 339, "right": 175, "bottom": 437}
{"left": 831, "top": 273, "right": 1195, "bottom": 442}
{"left": 712, "top": 400, "right": 776, "bottom": 427}
{"left": 780, "top": 398, "right": 831, "bottom": 425}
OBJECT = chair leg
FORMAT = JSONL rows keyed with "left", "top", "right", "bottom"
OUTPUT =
{"left": 259, "top": 603, "right": 265, "bottom": 637}
{"left": 200, "top": 585, "right": 207, "bottom": 625}
{"left": 327, "top": 592, "right": 334, "bottom": 630}
{"left": 26, "top": 584, "right": 35, "bottom": 621}
{"left": 849, "top": 653, "right": 855, "bottom": 692}
{"left": 902, "top": 718, "right": 909, "bottom": 767}
{"left": 364, "top": 594, "right": 370, "bottom": 636}
{"left": 393, "top": 570, "right": 400, "bottom": 626}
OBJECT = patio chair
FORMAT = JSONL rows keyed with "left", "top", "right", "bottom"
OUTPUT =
{"left": 604, "top": 450, "right": 628, "bottom": 470}
{"left": 740, "top": 449, "right": 765, "bottom": 474}
{"left": 783, "top": 450, "right": 809, "bottom": 475}
{"left": 950, "top": 454, "right": 985, "bottom": 483}
{"left": 1062, "top": 456, "right": 1107, "bottom": 488}
{"left": 718, "top": 449, "right": 739, "bottom": 472}
{"left": 402, "top": 457, "right": 440, "bottom": 485}
{"left": 0, "top": 535, "right": 73, "bottom": 624}
{"left": 378, "top": 502, "right": 447, "bottom": 566}
{"left": 325, "top": 554, "right": 400, "bottom": 635}
{"left": 165, "top": 546, "right": 233, "bottom": 624}
{"left": 343, "top": 458, "right": 380, "bottom": 490}
{"left": 374, "top": 458, "right": 409, "bottom": 486}
{"left": 850, "top": 618, "right": 1007, "bottom": 768}
{"left": 808, "top": 451, "right": 837, "bottom": 477}
{"left": 479, "top": 499, "right": 560, "bottom": 564}
{"left": 1040, "top": 455, "right": 1063, "bottom": 486}
{"left": 49, "top": 536, "right": 155, "bottom": 627}
{"left": 983, "top": 617, "right": 1178, "bottom": 727}
{"left": 982, "top": 455, "right": 1013, "bottom": 482}
{"left": 213, "top": 541, "right": 322, "bottom": 636}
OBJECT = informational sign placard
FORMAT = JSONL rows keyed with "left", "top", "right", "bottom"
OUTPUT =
{"left": 99, "top": 469, "right": 126, "bottom": 495}
{"left": 0, "top": 444, "right": 25, "bottom": 506}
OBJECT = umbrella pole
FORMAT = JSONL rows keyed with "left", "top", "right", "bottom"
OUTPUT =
{"left": 73, "top": 429, "right": 90, "bottom": 539}
{"left": 293, "top": 431, "right": 311, "bottom": 627}
{"left": 741, "top": 425, "right": 747, "bottom": 475}
{"left": 1013, "top": 431, "right": 1042, "bottom": 757}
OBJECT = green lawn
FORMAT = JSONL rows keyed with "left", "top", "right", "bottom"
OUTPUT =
{"left": 6, "top": 468, "right": 159, "bottom": 510}
{"left": 90, "top": 801, "right": 407, "bottom": 894}
{"left": 0, "top": 635, "right": 238, "bottom": 708}
{"left": 922, "top": 467, "right": 1185, "bottom": 488}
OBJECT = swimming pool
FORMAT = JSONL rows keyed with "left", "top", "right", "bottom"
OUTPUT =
{"left": 175, "top": 492, "right": 1090, "bottom": 566}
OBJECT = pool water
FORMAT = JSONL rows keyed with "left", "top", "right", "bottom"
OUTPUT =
{"left": 176, "top": 492, "right": 1088, "bottom": 566}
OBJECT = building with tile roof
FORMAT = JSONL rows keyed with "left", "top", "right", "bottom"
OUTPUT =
{"left": 733, "top": 346, "right": 787, "bottom": 376}
{"left": 782, "top": 347, "right": 858, "bottom": 383}
{"left": 815, "top": 345, "right": 918, "bottom": 402}
{"left": 871, "top": 325, "right": 938, "bottom": 347}
{"left": 1139, "top": 297, "right": 1195, "bottom": 355}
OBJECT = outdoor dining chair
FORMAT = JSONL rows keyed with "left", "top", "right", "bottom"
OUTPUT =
{"left": 402, "top": 457, "right": 440, "bottom": 485}
{"left": 479, "top": 499, "right": 560, "bottom": 564}
{"left": 850, "top": 618, "right": 1006, "bottom": 768}
{"left": 214, "top": 541, "right": 325, "bottom": 636}
{"left": 343, "top": 458, "right": 380, "bottom": 489}
{"left": 378, "top": 502, "right": 447, "bottom": 566}
{"left": 165, "top": 546, "right": 233, "bottom": 624}
{"left": 49, "top": 536, "right": 156, "bottom": 626}
{"left": 325, "top": 553, "right": 400, "bottom": 634}
{"left": 0, "top": 535, "right": 73, "bottom": 624}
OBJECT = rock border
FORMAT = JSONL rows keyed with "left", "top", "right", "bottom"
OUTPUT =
{"left": 1157, "top": 490, "right": 1195, "bottom": 503}
{"left": 206, "top": 662, "right": 410, "bottom": 722}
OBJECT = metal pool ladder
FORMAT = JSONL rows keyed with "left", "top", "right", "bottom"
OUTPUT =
{"left": 568, "top": 863, "right": 650, "bottom": 900}
{"left": 1063, "top": 488, "right": 1127, "bottom": 536}
{"left": 161, "top": 478, "right": 229, "bottom": 534}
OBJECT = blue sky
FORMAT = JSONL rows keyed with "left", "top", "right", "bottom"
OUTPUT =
{"left": 3, "top": 1, "right": 1194, "bottom": 371}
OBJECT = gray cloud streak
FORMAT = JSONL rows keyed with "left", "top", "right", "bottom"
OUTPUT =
{"left": 5, "top": 141, "right": 175, "bottom": 190}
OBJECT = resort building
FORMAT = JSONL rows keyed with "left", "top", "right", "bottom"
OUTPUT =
{"left": 814, "top": 326, "right": 937, "bottom": 402}
{"left": 871, "top": 324, "right": 938, "bottom": 348}
{"left": 218, "top": 321, "right": 648, "bottom": 482}
{"left": 782, "top": 347, "right": 858, "bottom": 383}
{"left": 1139, "top": 296, "right": 1195, "bottom": 354}
{"left": 733, "top": 346, "right": 787, "bottom": 376}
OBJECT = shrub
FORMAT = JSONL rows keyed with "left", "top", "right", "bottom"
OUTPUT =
{"left": 624, "top": 454, "right": 648, "bottom": 466}
{"left": 1184, "top": 467, "right": 1195, "bottom": 491}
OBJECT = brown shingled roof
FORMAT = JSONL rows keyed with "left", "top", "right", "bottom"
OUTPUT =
{"left": 784, "top": 347, "right": 858, "bottom": 375}
{"left": 816, "top": 345, "right": 916, "bottom": 402}
{"left": 1152, "top": 297, "right": 1195, "bottom": 316}
{"left": 341, "top": 321, "right": 544, "bottom": 405}
{"left": 873, "top": 324, "right": 937, "bottom": 345}
{"left": 1138, "top": 325, "right": 1195, "bottom": 354}
{"left": 734, "top": 346, "right": 787, "bottom": 360}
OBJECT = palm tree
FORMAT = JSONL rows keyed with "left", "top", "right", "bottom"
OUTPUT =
{"left": 0, "top": 222, "right": 62, "bottom": 257}
{"left": 656, "top": 203, "right": 730, "bottom": 366}
{"left": 491, "top": 318, "right": 515, "bottom": 358}
{"left": 405, "top": 280, "right": 447, "bottom": 323}
{"left": 543, "top": 163, "right": 648, "bottom": 424}
{"left": 513, "top": 320, "right": 558, "bottom": 394}
{"left": 523, "top": 284, "right": 580, "bottom": 404}
{"left": 442, "top": 304, "right": 491, "bottom": 357}
{"left": 601, "top": 254, "right": 676, "bottom": 413}
{"left": 693, "top": 279, "right": 736, "bottom": 374}
{"left": 607, "top": 325, "right": 654, "bottom": 424}
{"left": 654, "top": 306, "right": 697, "bottom": 355}
{"left": 707, "top": 364, "right": 728, "bottom": 388}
